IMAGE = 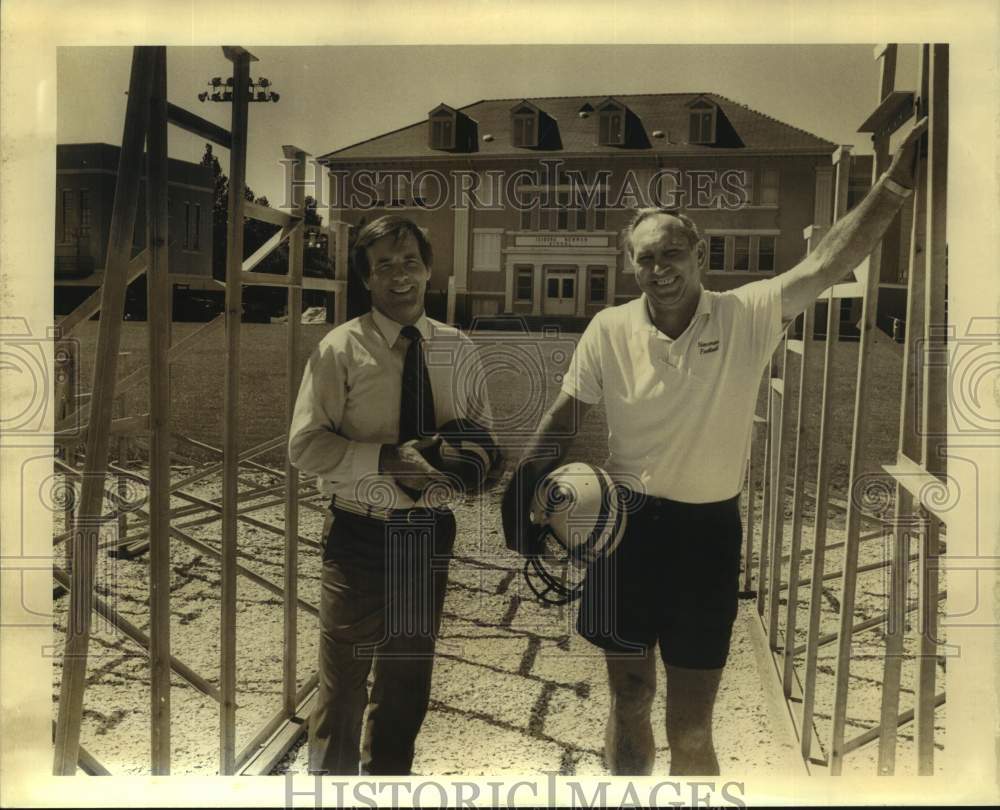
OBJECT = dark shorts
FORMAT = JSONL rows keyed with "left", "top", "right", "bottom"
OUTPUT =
{"left": 576, "top": 491, "right": 743, "bottom": 670}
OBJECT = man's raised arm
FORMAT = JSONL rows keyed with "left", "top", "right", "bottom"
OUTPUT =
{"left": 779, "top": 118, "right": 927, "bottom": 323}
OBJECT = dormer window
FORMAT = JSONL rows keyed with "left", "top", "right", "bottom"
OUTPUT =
{"left": 687, "top": 97, "right": 717, "bottom": 144}
{"left": 596, "top": 98, "right": 626, "bottom": 146}
{"left": 428, "top": 104, "right": 457, "bottom": 150}
{"left": 510, "top": 102, "right": 539, "bottom": 148}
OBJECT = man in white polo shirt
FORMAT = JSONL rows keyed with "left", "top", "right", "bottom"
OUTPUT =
{"left": 501, "top": 122, "right": 924, "bottom": 775}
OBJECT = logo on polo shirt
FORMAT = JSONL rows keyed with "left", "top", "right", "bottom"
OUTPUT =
{"left": 698, "top": 339, "right": 720, "bottom": 355}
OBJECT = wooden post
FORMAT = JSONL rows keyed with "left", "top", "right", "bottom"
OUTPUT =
{"left": 742, "top": 423, "right": 759, "bottom": 594}
{"left": 145, "top": 47, "right": 172, "bottom": 775}
{"left": 281, "top": 145, "right": 307, "bottom": 717}
{"left": 800, "top": 144, "right": 853, "bottom": 762}
{"left": 828, "top": 45, "right": 897, "bottom": 775}
{"left": 766, "top": 346, "right": 788, "bottom": 650}
{"left": 781, "top": 224, "right": 826, "bottom": 696}
{"left": 333, "top": 220, "right": 349, "bottom": 325}
{"left": 219, "top": 45, "right": 255, "bottom": 776}
{"left": 878, "top": 49, "right": 929, "bottom": 772}
{"left": 116, "top": 351, "right": 132, "bottom": 547}
{"left": 53, "top": 45, "right": 156, "bottom": 775}
{"left": 58, "top": 340, "right": 78, "bottom": 539}
{"left": 755, "top": 370, "right": 774, "bottom": 617}
{"left": 915, "top": 43, "right": 948, "bottom": 776}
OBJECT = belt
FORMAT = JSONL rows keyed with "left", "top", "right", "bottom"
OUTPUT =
{"left": 328, "top": 493, "right": 450, "bottom": 525}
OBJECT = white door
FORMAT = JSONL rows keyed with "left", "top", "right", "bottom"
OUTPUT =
{"left": 544, "top": 271, "right": 576, "bottom": 315}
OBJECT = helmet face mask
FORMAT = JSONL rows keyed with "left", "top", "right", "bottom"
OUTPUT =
{"left": 522, "top": 530, "right": 587, "bottom": 606}
{"left": 521, "top": 463, "right": 628, "bottom": 606}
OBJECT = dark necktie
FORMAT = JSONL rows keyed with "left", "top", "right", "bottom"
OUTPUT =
{"left": 398, "top": 325, "right": 436, "bottom": 443}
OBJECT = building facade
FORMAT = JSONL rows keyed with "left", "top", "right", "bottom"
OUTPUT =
{"left": 56, "top": 143, "right": 214, "bottom": 280}
{"left": 318, "top": 94, "right": 891, "bottom": 329}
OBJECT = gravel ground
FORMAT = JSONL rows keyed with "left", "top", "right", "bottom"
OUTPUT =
{"left": 50, "top": 464, "right": 943, "bottom": 777}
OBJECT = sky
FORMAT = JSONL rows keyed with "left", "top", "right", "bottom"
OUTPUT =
{"left": 56, "top": 43, "right": 920, "bottom": 209}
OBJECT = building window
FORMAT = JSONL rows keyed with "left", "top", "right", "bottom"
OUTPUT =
{"left": 760, "top": 168, "right": 779, "bottom": 205}
{"left": 515, "top": 267, "right": 533, "bottom": 302}
{"left": 598, "top": 111, "right": 624, "bottom": 145}
{"left": 512, "top": 112, "right": 537, "bottom": 147}
{"left": 183, "top": 202, "right": 191, "bottom": 249}
{"left": 429, "top": 116, "right": 455, "bottom": 150}
{"left": 472, "top": 231, "right": 502, "bottom": 271}
{"left": 588, "top": 268, "right": 607, "bottom": 304}
{"left": 193, "top": 203, "right": 201, "bottom": 251}
{"left": 61, "top": 189, "right": 73, "bottom": 243}
{"left": 78, "top": 189, "right": 91, "bottom": 238}
{"left": 688, "top": 100, "right": 717, "bottom": 144}
{"left": 733, "top": 235, "right": 750, "bottom": 271}
{"left": 709, "top": 236, "right": 726, "bottom": 271}
{"left": 757, "top": 236, "right": 775, "bottom": 271}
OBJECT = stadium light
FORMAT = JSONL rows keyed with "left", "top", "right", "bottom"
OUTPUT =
{"left": 199, "top": 75, "right": 280, "bottom": 103}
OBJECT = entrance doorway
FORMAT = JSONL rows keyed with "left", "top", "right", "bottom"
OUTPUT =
{"left": 544, "top": 268, "right": 576, "bottom": 315}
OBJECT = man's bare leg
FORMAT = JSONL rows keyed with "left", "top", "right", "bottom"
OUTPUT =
{"left": 604, "top": 650, "right": 657, "bottom": 774}
{"left": 664, "top": 664, "right": 724, "bottom": 775}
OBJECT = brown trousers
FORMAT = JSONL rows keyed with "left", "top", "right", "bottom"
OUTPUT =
{"left": 309, "top": 506, "right": 455, "bottom": 775}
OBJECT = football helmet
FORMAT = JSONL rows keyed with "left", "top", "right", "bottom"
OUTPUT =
{"left": 522, "top": 462, "right": 628, "bottom": 606}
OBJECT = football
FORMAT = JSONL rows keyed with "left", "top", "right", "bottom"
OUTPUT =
{"left": 428, "top": 418, "right": 502, "bottom": 494}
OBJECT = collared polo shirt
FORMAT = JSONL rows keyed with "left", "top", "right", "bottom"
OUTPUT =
{"left": 288, "top": 307, "right": 491, "bottom": 510}
{"left": 561, "top": 279, "right": 785, "bottom": 503}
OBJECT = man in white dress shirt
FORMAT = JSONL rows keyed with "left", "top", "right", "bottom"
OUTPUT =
{"left": 502, "top": 123, "right": 925, "bottom": 775}
{"left": 289, "top": 215, "right": 491, "bottom": 775}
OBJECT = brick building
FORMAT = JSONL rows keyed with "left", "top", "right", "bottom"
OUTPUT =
{"left": 55, "top": 143, "right": 215, "bottom": 317}
{"left": 317, "top": 93, "right": 891, "bottom": 329}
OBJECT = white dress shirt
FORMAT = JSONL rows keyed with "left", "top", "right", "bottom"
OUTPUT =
{"left": 561, "top": 278, "right": 785, "bottom": 503}
{"left": 288, "top": 307, "right": 493, "bottom": 511}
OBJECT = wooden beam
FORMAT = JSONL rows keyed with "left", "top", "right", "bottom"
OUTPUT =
{"left": 302, "top": 277, "right": 346, "bottom": 293}
{"left": 56, "top": 251, "right": 148, "bottom": 338}
{"left": 54, "top": 414, "right": 149, "bottom": 446}
{"left": 766, "top": 354, "right": 787, "bottom": 650}
{"left": 883, "top": 455, "right": 952, "bottom": 520}
{"left": 53, "top": 46, "right": 156, "bottom": 776}
{"left": 50, "top": 722, "right": 112, "bottom": 775}
{"left": 846, "top": 693, "right": 946, "bottom": 757}
{"left": 282, "top": 144, "right": 307, "bottom": 718}
{"left": 245, "top": 199, "right": 298, "bottom": 227}
{"left": 877, "top": 43, "right": 899, "bottom": 103}
{"left": 800, "top": 236, "right": 845, "bottom": 764}
{"left": 782, "top": 301, "right": 816, "bottom": 695}
{"left": 146, "top": 48, "right": 172, "bottom": 775}
{"left": 52, "top": 566, "right": 221, "bottom": 703}
{"left": 828, "top": 84, "right": 895, "bottom": 774}
{"left": 333, "top": 220, "right": 350, "bottom": 325}
{"left": 237, "top": 681, "right": 320, "bottom": 775}
{"left": 915, "top": 43, "right": 949, "bottom": 777}
{"left": 857, "top": 90, "right": 916, "bottom": 136}
{"left": 746, "top": 613, "right": 814, "bottom": 775}
{"left": 220, "top": 46, "right": 252, "bottom": 776}
{"left": 166, "top": 101, "right": 232, "bottom": 149}
{"left": 243, "top": 221, "right": 297, "bottom": 274}
{"left": 755, "top": 368, "right": 774, "bottom": 618}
